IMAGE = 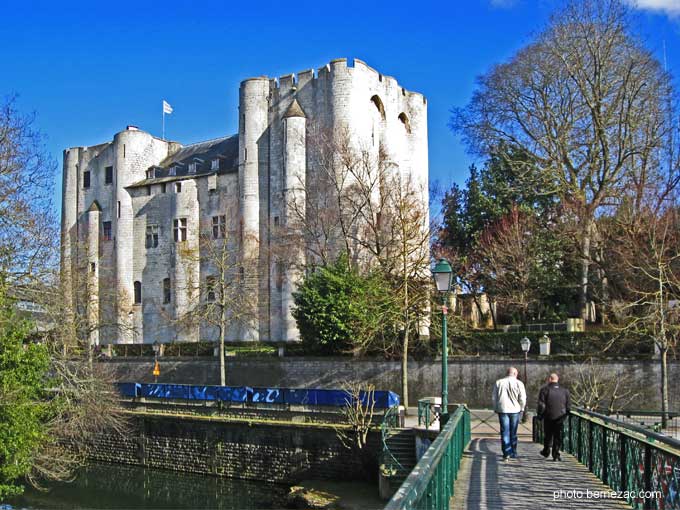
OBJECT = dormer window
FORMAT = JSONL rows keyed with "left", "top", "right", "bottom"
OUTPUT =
{"left": 189, "top": 162, "right": 197, "bottom": 174}
{"left": 146, "top": 169, "right": 154, "bottom": 179}
{"left": 211, "top": 159, "right": 219, "bottom": 171}
{"left": 169, "top": 166, "right": 177, "bottom": 176}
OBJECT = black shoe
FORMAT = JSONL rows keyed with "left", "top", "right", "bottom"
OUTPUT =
{"left": 540, "top": 449, "right": 550, "bottom": 458}
{"left": 553, "top": 456, "right": 562, "bottom": 462}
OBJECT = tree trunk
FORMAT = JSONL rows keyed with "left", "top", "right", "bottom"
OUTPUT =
{"left": 219, "top": 304, "right": 227, "bottom": 386}
{"left": 578, "top": 219, "right": 594, "bottom": 321}
{"left": 401, "top": 328, "right": 409, "bottom": 411}
{"left": 660, "top": 345, "right": 669, "bottom": 429}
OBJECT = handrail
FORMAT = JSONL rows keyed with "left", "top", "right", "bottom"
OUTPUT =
{"left": 385, "top": 405, "right": 470, "bottom": 510}
{"left": 417, "top": 398, "right": 440, "bottom": 430}
{"left": 572, "top": 408, "right": 680, "bottom": 456}
{"left": 381, "top": 406, "right": 406, "bottom": 473}
{"left": 601, "top": 410, "right": 680, "bottom": 418}
{"left": 533, "top": 406, "right": 680, "bottom": 510}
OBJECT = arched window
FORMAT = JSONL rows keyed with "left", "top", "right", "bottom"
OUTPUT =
{"left": 370, "top": 95, "right": 385, "bottom": 120}
{"left": 398, "top": 112, "right": 411, "bottom": 134}
{"left": 133, "top": 281, "right": 142, "bottom": 304}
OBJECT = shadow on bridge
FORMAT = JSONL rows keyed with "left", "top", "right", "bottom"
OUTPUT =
{"left": 451, "top": 438, "right": 630, "bottom": 509}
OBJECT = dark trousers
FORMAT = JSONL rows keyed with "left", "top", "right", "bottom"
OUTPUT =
{"left": 543, "top": 416, "right": 565, "bottom": 459}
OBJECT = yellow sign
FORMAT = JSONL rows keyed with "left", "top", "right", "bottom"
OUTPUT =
{"left": 153, "top": 361, "right": 160, "bottom": 377}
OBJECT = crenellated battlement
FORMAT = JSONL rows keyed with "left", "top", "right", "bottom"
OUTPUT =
{"left": 241, "top": 58, "right": 426, "bottom": 105}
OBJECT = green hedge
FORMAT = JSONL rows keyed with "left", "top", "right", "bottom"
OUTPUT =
{"left": 102, "top": 341, "right": 278, "bottom": 358}
{"left": 99, "top": 331, "right": 655, "bottom": 359}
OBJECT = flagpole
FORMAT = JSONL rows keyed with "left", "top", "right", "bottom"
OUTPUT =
{"left": 162, "top": 108, "right": 165, "bottom": 140}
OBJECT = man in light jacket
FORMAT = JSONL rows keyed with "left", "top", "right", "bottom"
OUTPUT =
{"left": 492, "top": 367, "right": 527, "bottom": 461}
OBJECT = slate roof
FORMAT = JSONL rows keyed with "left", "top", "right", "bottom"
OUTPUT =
{"left": 127, "top": 134, "right": 239, "bottom": 188}
{"left": 283, "top": 99, "right": 306, "bottom": 119}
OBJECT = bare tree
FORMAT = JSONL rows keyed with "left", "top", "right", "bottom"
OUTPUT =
{"left": 334, "top": 381, "right": 377, "bottom": 451}
{"left": 451, "top": 0, "right": 675, "bottom": 321}
{"left": 570, "top": 358, "right": 642, "bottom": 412}
{"left": 0, "top": 96, "right": 57, "bottom": 285}
{"left": 287, "top": 129, "right": 431, "bottom": 408}
{"left": 611, "top": 200, "right": 680, "bottom": 427}
{"left": 27, "top": 351, "right": 129, "bottom": 489}
{"left": 476, "top": 206, "right": 566, "bottom": 327}
{"left": 0, "top": 95, "right": 129, "bottom": 491}
{"left": 174, "top": 229, "right": 257, "bottom": 386}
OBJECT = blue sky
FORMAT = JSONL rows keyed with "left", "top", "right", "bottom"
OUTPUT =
{"left": 1, "top": 0, "right": 679, "bottom": 213}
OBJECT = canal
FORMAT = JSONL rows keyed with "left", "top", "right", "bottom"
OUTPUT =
{"left": 3, "top": 463, "right": 289, "bottom": 509}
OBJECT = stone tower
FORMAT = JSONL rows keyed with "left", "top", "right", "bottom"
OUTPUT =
{"left": 60, "top": 58, "right": 429, "bottom": 345}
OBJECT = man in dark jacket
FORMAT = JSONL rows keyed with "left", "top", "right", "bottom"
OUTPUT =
{"left": 537, "top": 373, "right": 570, "bottom": 461}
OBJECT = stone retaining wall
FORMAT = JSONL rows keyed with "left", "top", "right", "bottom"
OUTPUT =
{"left": 90, "top": 413, "right": 379, "bottom": 483}
{"left": 104, "top": 357, "right": 680, "bottom": 411}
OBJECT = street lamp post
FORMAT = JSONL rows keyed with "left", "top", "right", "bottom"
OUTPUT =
{"left": 520, "top": 337, "right": 531, "bottom": 423}
{"left": 152, "top": 341, "right": 161, "bottom": 383}
{"left": 432, "top": 259, "right": 453, "bottom": 424}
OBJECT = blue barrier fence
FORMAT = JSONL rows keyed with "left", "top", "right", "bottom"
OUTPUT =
{"left": 117, "top": 382, "right": 400, "bottom": 409}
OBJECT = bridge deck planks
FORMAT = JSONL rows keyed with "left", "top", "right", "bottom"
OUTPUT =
{"left": 451, "top": 438, "right": 631, "bottom": 509}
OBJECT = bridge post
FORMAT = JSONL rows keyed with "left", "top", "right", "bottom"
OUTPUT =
{"left": 643, "top": 444, "right": 652, "bottom": 510}
{"left": 588, "top": 419, "right": 594, "bottom": 470}
{"left": 577, "top": 417, "right": 582, "bottom": 462}
{"left": 601, "top": 425, "right": 608, "bottom": 485}
{"left": 619, "top": 435, "right": 627, "bottom": 493}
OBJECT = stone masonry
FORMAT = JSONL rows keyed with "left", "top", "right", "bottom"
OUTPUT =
{"left": 89, "top": 413, "right": 379, "bottom": 483}
{"left": 60, "top": 58, "right": 429, "bottom": 345}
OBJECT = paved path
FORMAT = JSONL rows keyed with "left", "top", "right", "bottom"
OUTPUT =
{"left": 451, "top": 438, "right": 631, "bottom": 509}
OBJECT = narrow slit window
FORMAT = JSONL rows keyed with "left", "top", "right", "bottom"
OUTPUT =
{"left": 163, "top": 278, "right": 171, "bottom": 304}
{"left": 83, "top": 171, "right": 91, "bottom": 189}
{"left": 102, "top": 221, "right": 112, "bottom": 241}
{"left": 175, "top": 182, "right": 182, "bottom": 193}
{"left": 134, "top": 281, "right": 142, "bottom": 304}
{"left": 105, "top": 166, "right": 113, "bottom": 184}
{"left": 206, "top": 276, "right": 217, "bottom": 302}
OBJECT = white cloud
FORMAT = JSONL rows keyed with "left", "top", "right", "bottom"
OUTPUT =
{"left": 625, "top": 0, "right": 680, "bottom": 17}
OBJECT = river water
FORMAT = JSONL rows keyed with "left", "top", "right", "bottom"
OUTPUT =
{"left": 3, "top": 463, "right": 289, "bottom": 509}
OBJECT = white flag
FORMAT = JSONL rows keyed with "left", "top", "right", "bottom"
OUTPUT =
{"left": 163, "top": 100, "right": 173, "bottom": 114}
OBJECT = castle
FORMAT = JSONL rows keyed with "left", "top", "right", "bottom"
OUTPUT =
{"left": 60, "top": 58, "right": 429, "bottom": 345}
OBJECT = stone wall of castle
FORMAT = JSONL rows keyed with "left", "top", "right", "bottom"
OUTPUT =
{"left": 61, "top": 58, "right": 429, "bottom": 344}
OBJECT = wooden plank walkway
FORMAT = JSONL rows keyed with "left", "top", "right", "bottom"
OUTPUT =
{"left": 451, "top": 438, "right": 631, "bottom": 509}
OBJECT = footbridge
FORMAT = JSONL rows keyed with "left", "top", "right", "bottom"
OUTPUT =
{"left": 383, "top": 406, "right": 680, "bottom": 510}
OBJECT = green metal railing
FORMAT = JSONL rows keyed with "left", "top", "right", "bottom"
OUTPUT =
{"left": 384, "top": 405, "right": 471, "bottom": 510}
{"left": 381, "top": 405, "right": 406, "bottom": 475}
{"left": 417, "top": 398, "right": 440, "bottom": 430}
{"left": 533, "top": 408, "right": 680, "bottom": 509}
